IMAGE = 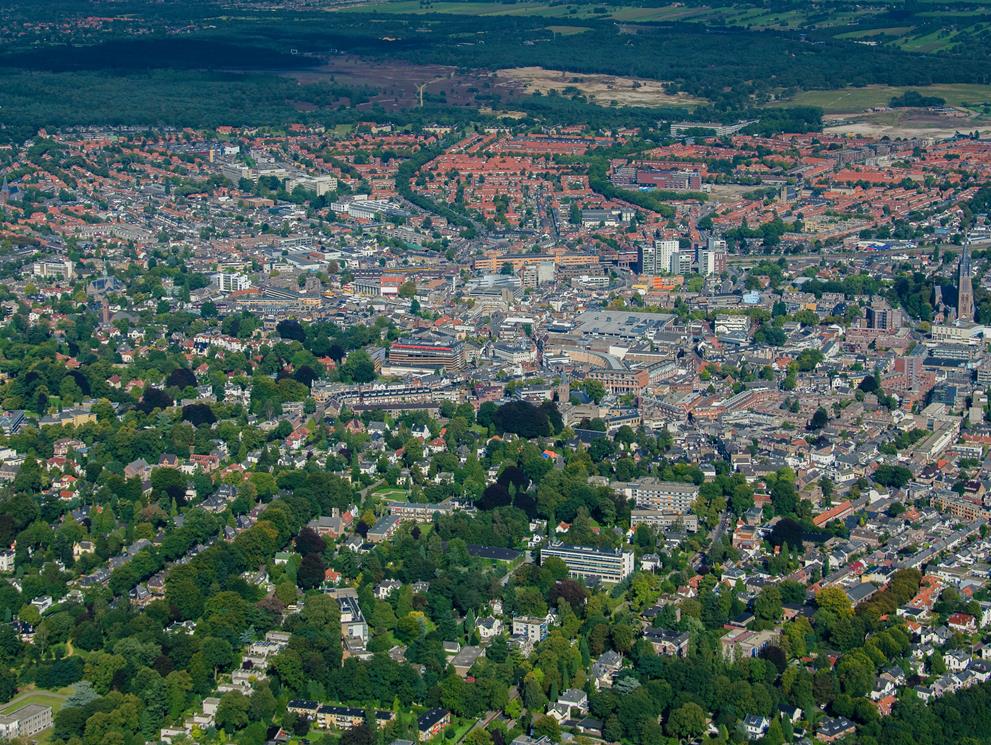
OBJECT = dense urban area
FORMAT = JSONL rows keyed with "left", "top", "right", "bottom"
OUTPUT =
{"left": 6, "top": 1, "right": 991, "bottom": 745}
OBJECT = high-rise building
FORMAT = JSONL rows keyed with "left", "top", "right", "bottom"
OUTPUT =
{"left": 958, "top": 243, "right": 974, "bottom": 321}
{"left": 639, "top": 240, "right": 679, "bottom": 275}
{"left": 212, "top": 273, "right": 252, "bottom": 293}
{"left": 699, "top": 248, "right": 727, "bottom": 276}
{"left": 866, "top": 303, "right": 900, "bottom": 331}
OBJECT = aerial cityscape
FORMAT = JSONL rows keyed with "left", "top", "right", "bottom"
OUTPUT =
{"left": 4, "top": 1, "right": 991, "bottom": 744}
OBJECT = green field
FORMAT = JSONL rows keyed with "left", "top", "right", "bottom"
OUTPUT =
{"left": 340, "top": 0, "right": 874, "bottom": 28}
{"left": 2, "top": 690, "right": 69, "bottom": 716}
{"left": 372, "top": 487, "right": 410, "bottom": 501}
{"left": 774, "top": 84, "right": 991, "bottom": 113}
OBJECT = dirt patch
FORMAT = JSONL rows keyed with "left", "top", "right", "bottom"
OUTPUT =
{"left": 822, "top": 110, "right": 991, "bottom": 139}
{"left": 495, "top": 66, "right": 705, "bottom": 108}
{"left": 286, "top": 55, "right": 510, "bottom": 111}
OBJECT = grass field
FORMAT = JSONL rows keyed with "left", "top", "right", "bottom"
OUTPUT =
{"left": 2, "top": 689, "right": 69, "bottom": 716}
{"left": 774, "top": 84, "right": 991, "bottom": 113}
{"left": 340, "top": 0, "right": 877, "bottom": 28}
{"left": 372, "top": 487, "right": 410, "bottom": 501}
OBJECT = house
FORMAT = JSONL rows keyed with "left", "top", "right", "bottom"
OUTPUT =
{"left": 556, "top": 688, "right": 588, "bottom": 717}
{"left": 590, "top": 650, "right": 623, "bottom": 689}
{"left": 948, "top": 612, "right": 977, "bottom": 633}
{"left": 743, "top": 715, "right": 769, "bottom": 740}
{"left": 643, "top": 628, "right": 690, "bottom": 657}
{"left": 0, "top": 549, "right": 14, "bottom": 573}
{"left": 476, "top": 616, "right": 502, "bottom": 641}
{"left": 375, "top": 579, "right": 402, "bottom": 599}
{"left": 417, "top": 709, "right": 450, "bottom": 741}
{"left": 450, "top": 646, "right": 484, "bottom": 677}
{"left": 817, "top": 716, "right": 855, "bottom": 742}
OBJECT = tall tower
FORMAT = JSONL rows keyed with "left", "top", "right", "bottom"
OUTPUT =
{"left": 958, "top": 243, "right": 974, "bottom": 322}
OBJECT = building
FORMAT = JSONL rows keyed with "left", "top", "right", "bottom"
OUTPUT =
{"left": 720, "top": 627, "right": 778, "bottom": 661}
{"left": 0, "top": 704, "right": 53, "bottom": 739}
{"left": 586, "top": 366, "right": 650, "bottom": 396}
{"left": 512, "top": 614, "right": 551, "bottom": 643}
{"left": 540, "top": 542, "right": 635, "bottom": 583}
{"left": 284, "top": 173, "right": 338, "bottom": 197}
{"left": 640, "top": 240, "right": 679, "bottom": 275}
{"left": 32, "top": 259, "right": 74, "bottom": 280}
{"left": 388, "top": 338, "right": 465, "bottom": 372}
{"left": 635, "top": 168, "right": 701, "bottom": 191}
{"left": 631, "top": 510, "right": 699, "bottom": 532}
{"left": 866, "top": 303, "right": 900, "bottom": 331}
{"left": 699, "top": 247, "right": 726, "bottom": 276}
{"left": 417, "top": 709, "right": 450, "bottom": 741}
{"left": 367, "top": 515, "right": 401, "bottom": 544}
{"left": 958, "top": 243, "right": 974, "bottom": 321}
{"left": 627, "top": 479, "right": 699, "bottom": 513}
{"left": 643, "top": 628, "right": 690, "bottom": 656}
{"left": 817, "top": 716, "right": 856, "bottom": 743}
{"left": 212, "top": 273, "right": 252, "bottom": 293}
{"left": 0, "top": 548, "right": 14, "bottom": 573}
{"left": 329, "top": 590, "right": 369, "bottom": 645}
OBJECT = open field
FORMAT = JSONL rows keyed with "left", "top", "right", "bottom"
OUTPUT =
{"left": 495, "top": 66, "right": 706, "bottom": 108}
{"left": 1, "top": 689, "right": 69, "bottom": 715}
{"left": 544, "top": 24, "right": 591, "bottom": 35}
{"left": 338, "top": 0, "right": 880, "bottom": 28}
{"left": 822, "top": 109, "right": 991, "bottom": 139}
{"left": 372, "top": 487, "right": 410, "bottom": 501}
{"left": 774, "top": 84, "right": 991, "bottom": 113}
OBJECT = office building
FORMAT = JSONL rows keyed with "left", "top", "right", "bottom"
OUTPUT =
{"left": 32, "top": 260, "right": 74, "bottom": 280}
{"left": 540, "top": 542, "right": 634, "bottom": 583}
{"left": 388, "top": 337, "right": 465, "bottom": 372}
{"left": 0, "top": 705, "right": 53, "bottom": 739}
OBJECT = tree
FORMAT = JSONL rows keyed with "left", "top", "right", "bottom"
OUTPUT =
{"left": 341, "top": 723, "right": 374, "bottom": 745}
{"left": 166, "top": 367, "right": 197, "bottom": 389}
{"left": 340, "top": 350, "right": 376, "bottom": 384}
{"left": 872, "top": 465, "right": 912, "bottom": 489}
{"left": 216, "top": 691, "right": 251, "bottom": 732}
{"left": 667, "top": 702, "right": 706, "bottom": 740}
{"left": 139, "top": 387, "right": 173, "bottom": 413}
{"left": 816, "top": 586, "right": 854, "bottom": 619}
{"left": 182, "top": 403, "right": 216, "bottom": 427}
{"left": 276, "top": 319, "right": 306, "bottom": 342}
{"left": 808, "top": 407, "right": 828, "bottom": 431}
{"left": 297, "top": 553, "right": 325, "bottom": 590}
{"left": 578, "top": 379, "right": 606, "bottom": 404}
{"left": 754, "top": 586, "right": 783, "bottom": 625}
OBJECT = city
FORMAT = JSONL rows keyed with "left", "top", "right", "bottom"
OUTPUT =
{"left": 3, "top": 2, "right": 991, "bottom": 745}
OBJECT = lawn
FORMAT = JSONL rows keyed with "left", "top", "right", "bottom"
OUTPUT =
{"left": 372, "top": 487, "right": 410, "bottom": 501}
{"left": 773, "top": 84, "right": 991, "bottom": 113}
{"left": 2, "top": 690, "right": 69, "bottom": 715}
